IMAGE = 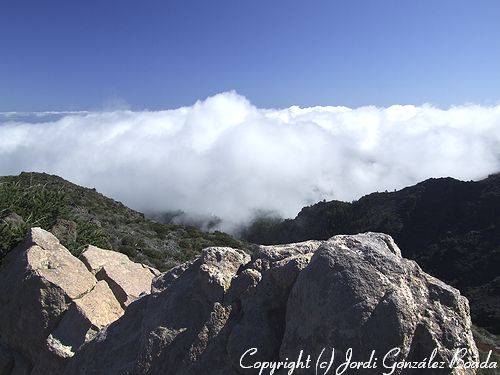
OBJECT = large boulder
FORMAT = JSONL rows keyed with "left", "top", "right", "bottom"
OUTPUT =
{"left": 279, "top": 234, "right": 478, "bottom": 374}
{"left": 0, "top": 228, "right": 155, "bottom": 374}
{"left": 67, "top": 233, "right": 479, "bottom": 375}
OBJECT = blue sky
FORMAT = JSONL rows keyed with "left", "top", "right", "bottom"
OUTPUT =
{"left": 1, "top": 0, "right": 500, "bottom": 111}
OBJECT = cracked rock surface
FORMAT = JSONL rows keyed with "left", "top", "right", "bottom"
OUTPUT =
{"left": 65, "top": 232, "right": 478, "bottom": 375}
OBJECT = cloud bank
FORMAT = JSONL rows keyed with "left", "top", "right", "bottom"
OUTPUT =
{"left": 1, "top": 92, "right": 499, "bottom": 231}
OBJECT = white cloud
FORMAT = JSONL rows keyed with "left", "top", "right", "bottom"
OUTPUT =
{"left": 1, "top": 91, "right": 499, "bottom": 232}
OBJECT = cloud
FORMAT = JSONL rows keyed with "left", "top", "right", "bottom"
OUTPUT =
{"left": 1, "top": 91, "right": 499, "bottom": 232}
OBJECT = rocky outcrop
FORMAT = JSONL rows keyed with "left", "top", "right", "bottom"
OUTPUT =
{"left": 0, "top": 229, "right": 480, "bottom": 374}
{"left": 65, "top": 232, "right": 479, "bottom": 375}
{"left": 0, "top": 228, "right": 156, "bottom": 374}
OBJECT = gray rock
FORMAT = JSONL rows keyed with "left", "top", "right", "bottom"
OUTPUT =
{"left": 0, "top": 228, "right": 152, "bottom": 374}
{"left": 280, "top": 233, "right": 478, "bottom": 374}
{"left": 67, "top": 233, "right": 479, "bottom": 375}
{"left": 66, "top": 247, "right": 251, "bottom": 375}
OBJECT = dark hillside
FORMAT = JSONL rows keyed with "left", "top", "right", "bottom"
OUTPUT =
{"left": 0, "top": 172, "right": 246, "bottom": 271}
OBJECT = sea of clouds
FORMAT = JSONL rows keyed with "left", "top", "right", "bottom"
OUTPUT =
{"left": 1, "top": 91, "right": 499, "bottom": 232}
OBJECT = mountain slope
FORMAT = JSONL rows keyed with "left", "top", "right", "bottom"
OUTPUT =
{"left": 243, "top": 173, "right": 500, "bottom": 333}
{"left": 0, "top": 172, "right": 246, "bottom": 271}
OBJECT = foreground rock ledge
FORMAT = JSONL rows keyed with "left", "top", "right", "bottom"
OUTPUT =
{"left": 66, "top": 232, "right": 478, "bottom": 375}
{"left": 0, "top": 228, "right": 157, "bottom": 374}
{"left": 0, "top": 229, "right": 479, "bottom": 374}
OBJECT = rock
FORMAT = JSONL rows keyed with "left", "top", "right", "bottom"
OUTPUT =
{"left": 0, "top": 229, "right": 479, "bottom": 374}
{"left": 151, "top": 260, "right": 195, "bottom": 293}
{"left": 32, "top": 281, "right": 124, "bottom": 374}
{"left": 67, "top": 233, "right": 479, "bottom": 375}
{"left": 255, "top": 240, "right": 322, "bottom": 262}
{"left": 225, "top": 253, "right": 312, "bottom": 372}
{"left": 0, "top": 227, "right": 96, "bottom": 368}
{"left": 80, "top": 245, "right": 159, "bottom": 307}
{"left": 280, "top": 233, "right": 478, "bottom": 373}
{"left": 66, "top": 247, "right": 251, "bottom": 375}
{"left": 49, "top": 280, "right": 124, "bottom": 354}
{"left": 0, "top": 228, "right": 150, "bottom": 374}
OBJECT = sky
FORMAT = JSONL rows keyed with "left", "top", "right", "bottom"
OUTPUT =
{"left": 1, "top": 1, "right": 500, "bottom": 230}
{"left": 1, "top": 0, "right": 500, "bottom": 111}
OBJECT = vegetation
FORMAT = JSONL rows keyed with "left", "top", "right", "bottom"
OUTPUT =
{"left": 243, "top": 174, "right": 500, "bottom": 334}
{"left": 0, "top": 172, "right": 247, "bottom": 271}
